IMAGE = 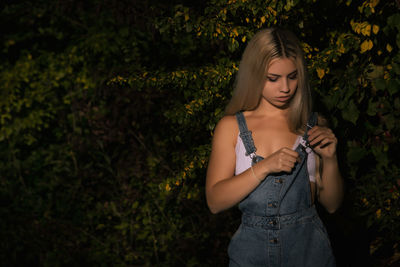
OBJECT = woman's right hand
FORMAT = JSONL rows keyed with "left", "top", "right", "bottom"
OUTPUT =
{"left": 261, "top": 147, "right": 300, "bottom": 174}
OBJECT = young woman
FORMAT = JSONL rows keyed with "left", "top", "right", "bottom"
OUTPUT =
{"left": 205, "top": 28, "right": 343, "bottom": 266}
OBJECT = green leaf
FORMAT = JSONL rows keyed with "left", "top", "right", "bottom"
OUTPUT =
{"left": 384, "top": 114, "right": 395, "bottom": 130}
{"left": 132, "top": 201, "right": 139, "bottom": 209}
{"left": 367, "top": 99, "right": 377, "bottom": 116}
{"left": 388, "top": 79, "right": 400, "bottom": 95}
{"left": 341, "top": 99, "right": 359, "bottom": 124}
{"left": 393, "top": 63, "right": 400, "bottom": 75}
{"left": 387, "top": 13, "right": 400, "bottom": 31}
{"left": 373, "top": 78, "right": 386, "bottom": 91}
{"left": 322, "top": 92, "right": 340, "bottom": 110}
{"left": 367, "top": 65, "right": 384, "bottom": 79}
{"left": 347, "top": 146, "right": 367, "bottom": 164}
{"left": 394, "top": 98, "right": 400, "bottom": 110}
{"left": 186, "top": 22, "right": 193, "bottom": 32}
{"left": 119, "top": 27, "right": 129, "bottom": 37}
{"left": 397, "top": 33, "right": 400, "bottom": 50}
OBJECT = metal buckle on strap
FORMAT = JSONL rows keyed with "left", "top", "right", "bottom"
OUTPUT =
{"left": 299, "top": 137, "right": 313, "bottom": 154}
{"left": 249, "top": 152, "right": 258, "bottom": 164}
{"left": 245, "top": 149, "right": 256, "bottom": 156}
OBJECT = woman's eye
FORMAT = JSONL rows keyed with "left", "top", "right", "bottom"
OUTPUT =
{"left": 289, "top": 74, "right": 297, "bottom": 80}
{"left": 267, "top": 77, "right": 278, "bottom": 82}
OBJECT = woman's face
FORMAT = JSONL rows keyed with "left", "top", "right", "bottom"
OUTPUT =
{"left": 261, "top": 57, "right": 298, "bottom": 109}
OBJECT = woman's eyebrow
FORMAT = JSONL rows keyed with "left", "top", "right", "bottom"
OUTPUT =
{"left": 267, "top": 70, "right": 298, "bottom": 77}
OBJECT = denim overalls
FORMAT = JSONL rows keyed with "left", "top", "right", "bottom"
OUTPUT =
{"left": 228, "top": 112, "right": 335, "bottom": 267}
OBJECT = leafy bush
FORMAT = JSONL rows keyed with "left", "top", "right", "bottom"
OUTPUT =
{"left": 0, "top": 0, "right": 399, "bottom": 266}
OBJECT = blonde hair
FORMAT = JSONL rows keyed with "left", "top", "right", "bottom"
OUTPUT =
{"left": 225, "top": 28, "right": 312, "bottom": 133}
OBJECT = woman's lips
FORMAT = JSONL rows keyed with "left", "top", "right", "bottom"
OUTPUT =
{"left": 276, "top": 95, "right": 291, "bottom": 102}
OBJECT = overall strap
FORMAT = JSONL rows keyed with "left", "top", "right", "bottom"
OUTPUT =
{"left": 300, "top": 112, "right": 318, "bottom": 153}
{"left": 277, "top": 112, "right": 318, "bottom": 215}
{"left": 305, "top": 112, "right": 318, "bottom": 136}
{"left": 235, "top": 112, "right": 257, "bottom": 157}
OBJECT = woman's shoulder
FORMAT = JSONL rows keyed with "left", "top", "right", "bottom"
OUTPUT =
{"left": 215, "top": 114, "right": 239, "bottom": 133}
{"left": 213, "top": 114, "right": 239, "bottom": 144}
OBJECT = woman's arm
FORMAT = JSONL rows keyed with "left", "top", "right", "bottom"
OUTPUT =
{"left": 206, "top": 116, "right": 300, "bottom": 214}
{"left": 318, "top": 155, "right": 343, "bottom": 213}
{"left": 206, "top": 116, "right": 264, "bottom": 214}
{"left": 308, "top": 117, "right": 344, "bottom": 213}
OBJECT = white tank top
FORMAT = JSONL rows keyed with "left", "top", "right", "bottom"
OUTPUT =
{"left": 235, "top": 135, "right": 316, "bottom": 182}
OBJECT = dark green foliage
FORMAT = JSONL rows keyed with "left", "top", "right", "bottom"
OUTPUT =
{"left": 0, "top": 0, "right": 399, "bottom": 266}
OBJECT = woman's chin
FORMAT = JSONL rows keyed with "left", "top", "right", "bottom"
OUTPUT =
{"left": 272, "top": 101, "right": 291, "bottom": 110}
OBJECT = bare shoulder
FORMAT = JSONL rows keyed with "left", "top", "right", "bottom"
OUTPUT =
{"left": 213, "top": 115, "right": 239, "bottom": 146}
{"left": 208, "top": 115, "right": 239, "bottom": 178}
{"left": 212, "top": 115, "right": 239, "bottom": 149}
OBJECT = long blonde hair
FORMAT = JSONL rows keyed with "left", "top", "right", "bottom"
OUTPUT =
{"left": 225, "top": 28, "right": 311, "bottom": 133}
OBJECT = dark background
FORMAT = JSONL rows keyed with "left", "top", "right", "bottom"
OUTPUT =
{"left": 0, "top": 0, "right": 399, "bottom": 266}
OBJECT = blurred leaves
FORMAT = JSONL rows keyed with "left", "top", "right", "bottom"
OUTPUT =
{"left": 0, "top": 0, "right": 399, "bottom": 266}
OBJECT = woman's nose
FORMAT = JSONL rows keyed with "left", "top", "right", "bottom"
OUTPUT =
{"left": 280, "top": 79, "right": 290, "bottom": 93}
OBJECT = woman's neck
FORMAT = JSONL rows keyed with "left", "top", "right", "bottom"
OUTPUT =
{"left": 252, "top": 98, "right": 291, "bottom": 119}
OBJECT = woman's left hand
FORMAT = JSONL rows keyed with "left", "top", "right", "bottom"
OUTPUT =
{"left": 308, "top": 126, "right": 337, "bottom": 159}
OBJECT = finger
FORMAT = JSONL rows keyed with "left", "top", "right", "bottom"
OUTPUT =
{"left": 308, "top": 126, "right": 328, "bottom": 135}
{"left": 278, "top": 154, "right": 297, "bottom": 169}
{"left": 281, "top": 163, "right": 295, "bottom": 172}
{"left": 285, "top": 159, "right": 297, "bottom": 169}
{"left": 280, "top": 148, "right": 301, "bottom": 163}
{"left": 283, "top": 154, "right": 298, "bottom": 164}
{"left": 308, "top": 129, "right": 324, "bottom": 142}
{"left": 309, "top": 133, "right": 334, "bottom": 146}
{"left": 284, "top": 152, "right": 301, "bottom": 165}
{"left": 314, "top": 141, "right": 333, "bottom": 150}
{"left": 308, "top": 130, "right": 332, "bottom": 143}
{"left": 307, "top": 126, "right": 319, "bottom": 135}
{"left": 312, "top": 139, "right": 336, "bottom": 152}
{"left": 285, "top": 154, "right": 300, "bottom": 165}
{"left": 308, "top": 127, "right": 332, "bottom": 141}
{"left": 281, "top": 167, "right": 292, "bottom": 173}
{"left": 281, "top": 147, "right": 299, "bottom": 158}
{"left": 278, "top": 155, "right": 296, "bottom": 166}
{"left": 315, "top": 137, "right": 336, "bottom": 148}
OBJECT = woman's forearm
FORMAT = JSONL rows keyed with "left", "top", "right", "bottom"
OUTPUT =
{"left": 319, "top": 155, "right": 344, "bottom": 213}
{"left": 206, "top": 163, "right": 267, "bottom": 214}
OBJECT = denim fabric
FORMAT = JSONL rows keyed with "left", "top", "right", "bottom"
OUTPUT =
{"left": 229, "top": 112, "right": 335, "bottom": 267}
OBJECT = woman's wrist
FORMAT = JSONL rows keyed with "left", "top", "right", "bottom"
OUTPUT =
{"left": 258, "top": 160, "right": 271, "bottom": 179}
{"left": 321, "top": 153, "right": 338, "bottom": 162}
{"left": 250, "top": 165, "right": 264, "bottom": 182}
